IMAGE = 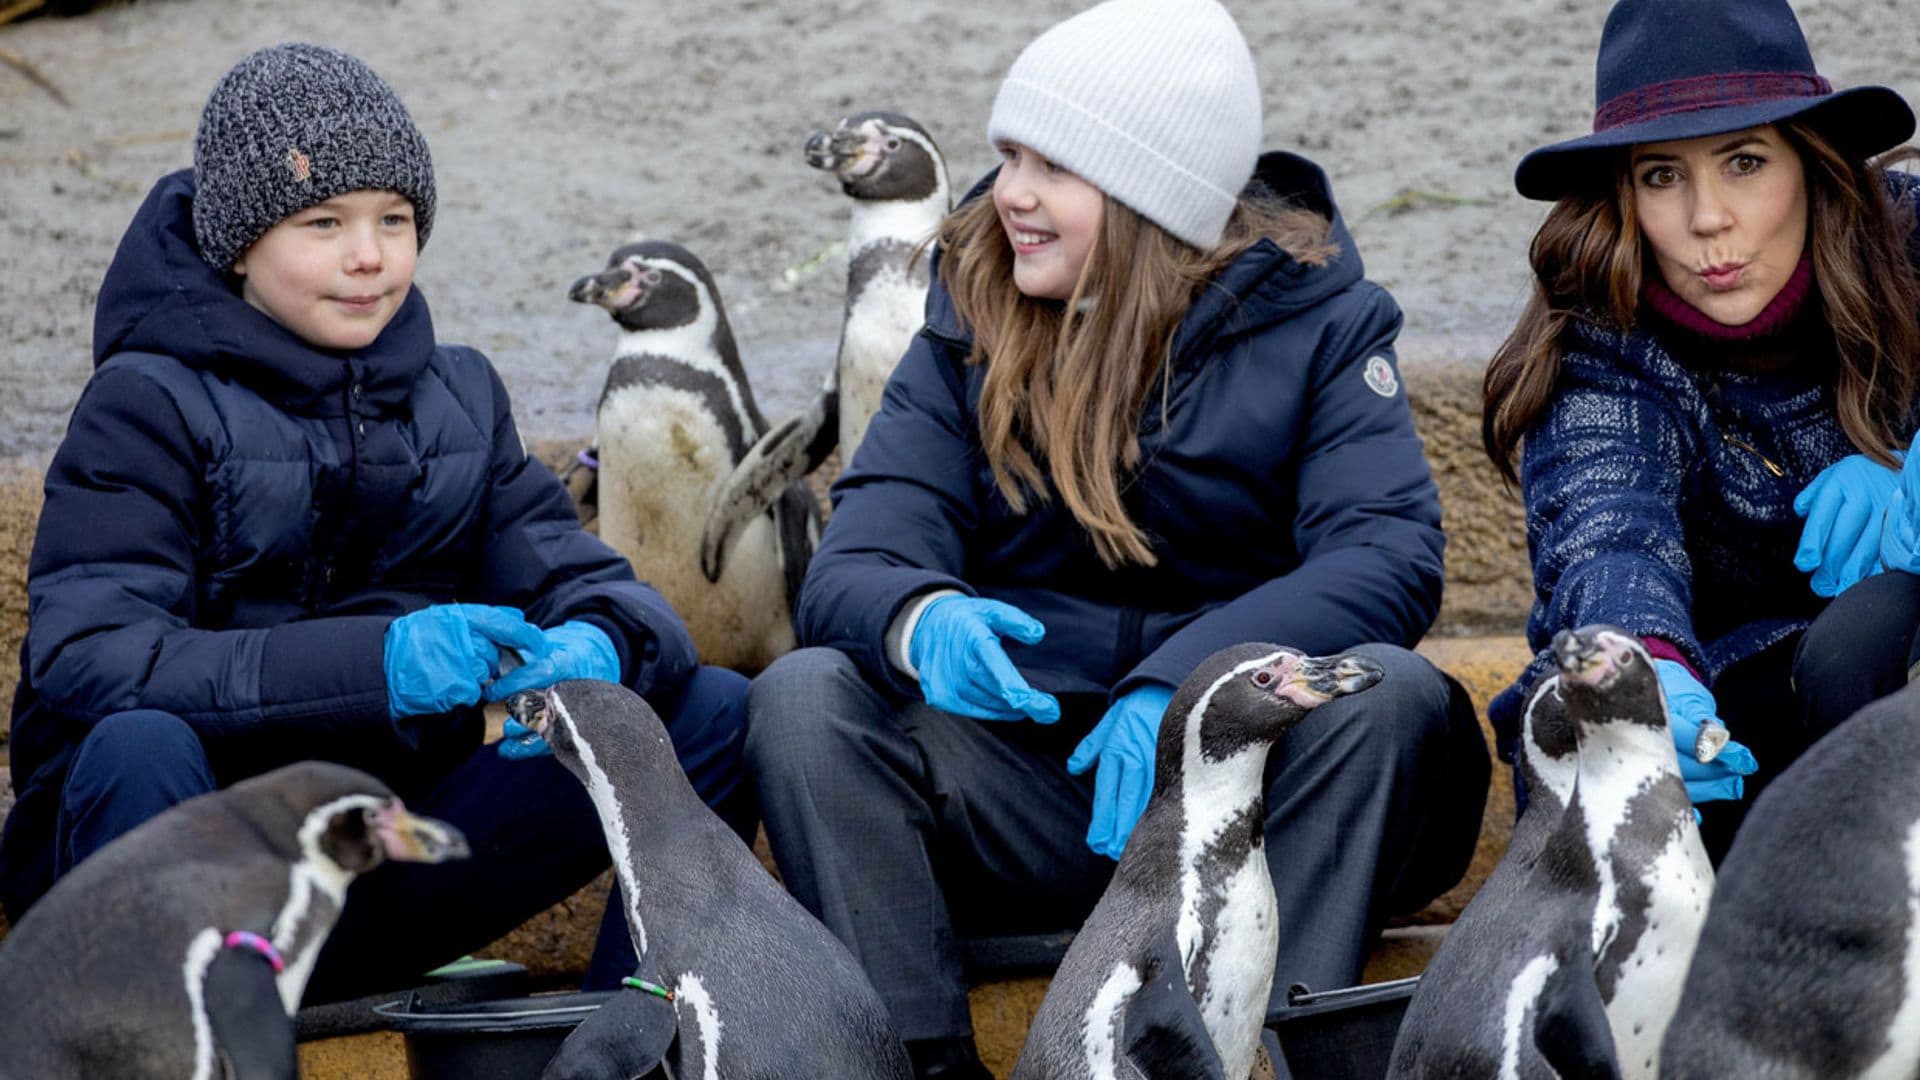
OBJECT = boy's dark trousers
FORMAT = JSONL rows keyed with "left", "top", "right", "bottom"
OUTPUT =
{"left": 50, "top": 664, "right": 753, "bottom": 1004}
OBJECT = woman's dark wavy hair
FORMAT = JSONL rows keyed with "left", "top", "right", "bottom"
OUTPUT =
{"left": 1482, "top": 121, "right": 1920, "bottom": 485}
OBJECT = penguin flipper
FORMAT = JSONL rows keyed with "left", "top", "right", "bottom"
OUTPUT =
{"left": 202, "top": 948, "right": 297, "bottom": 1080}
{"left": 699, "top": 386, "right": 837, "bottom": 583}
{"left": 1532, "top": 961, "right": 1621, "bottom": 1080}
{"left": 541, "top": 987, "right": 678, "bottom": 1080}
{"left": 1119, "top": 953, "right": 1231, "bottom": 1080}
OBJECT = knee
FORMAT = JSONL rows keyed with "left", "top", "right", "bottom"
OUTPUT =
{"left": 1295, "top": 645, "right": 1467, "bottom": 771}
{"left": 69, "top": 711, "right": 208, "bottom": 793}
{"left": 744, "top": 648, "right": 880, "bottom": 782}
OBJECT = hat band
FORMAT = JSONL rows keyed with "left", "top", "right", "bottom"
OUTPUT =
{"left": 1594, "top": 71, "right": 1832, "bottom": 133}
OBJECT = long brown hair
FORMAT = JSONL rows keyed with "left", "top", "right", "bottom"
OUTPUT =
{"left": 1482, "top": 121, "right": 1920, "bottom": 485}
{"left": 938, "top": 187, "right": 1336, "bottom": 568}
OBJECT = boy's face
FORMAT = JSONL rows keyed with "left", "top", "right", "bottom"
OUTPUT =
{"left": 232, "top": 189, "right": 419, "bottom": 352}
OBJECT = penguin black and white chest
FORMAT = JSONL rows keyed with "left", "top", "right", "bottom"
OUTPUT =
{"left": 0, "top": 762, "right": 467, "bottom": 1080}
{"left": 699, "top": 111, "right": 951, "bottom": 585}
{"left": 511, "top": 680, "right": 911, "bottom": 1080}
{"left": 1661, "top": 677, "right": 1920, "bottom": 1078}
{"left": 1557, "top": 627, "right": 1715, "bottom": 1078}
{"left": 1012, "top": 643, "right": 1385, "bottom": 1080}
{"left": 571, "top": 240, "right": 817, "bottom": 674}
{"left": 1387, "top": 675, "right": 1591, "bottom": 1079}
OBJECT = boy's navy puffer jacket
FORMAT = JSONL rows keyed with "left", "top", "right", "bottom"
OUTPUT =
{"left": 0, "top": 170, "right": 695, "bottom": 917}
{"left": 799, "top": 152, "right": 1446, "bottom": 704}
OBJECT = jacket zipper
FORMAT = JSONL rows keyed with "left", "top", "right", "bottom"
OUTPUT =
{"left": 1722, "top": 434, "right": 1785, "bottom": 477}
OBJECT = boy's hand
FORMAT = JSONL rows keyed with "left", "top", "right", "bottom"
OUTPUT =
{"left": 384, "top": 605, "right": 546, "bottom": 718}
{"left": 486, "top": 621, "right": 620, "bottom": 701}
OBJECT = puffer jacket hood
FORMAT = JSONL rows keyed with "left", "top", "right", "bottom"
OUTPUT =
{"left": 92, "top": 168, "right": 434, "bottom": 415}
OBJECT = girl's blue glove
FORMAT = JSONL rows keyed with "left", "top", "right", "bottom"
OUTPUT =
{"left": 384, "top": 604, "right": 546, "bottom": 719}
{"left": 907, "top": 597, "right": 1060, "bottom": 723}
{"left": 1794, "top": 453, "right": 1901, "bottom": 596}
{"left": 1068, "top": 683, "right": 1174, "bottom": 860}
{"left": 489, "top": 621, "right": 621, "bottom": 759}
{"left": 1881, "top": 450, "right": 1920, "bottom": 574}
{"left": 1652, "top": 659, "right": 1758, "bottom": 804}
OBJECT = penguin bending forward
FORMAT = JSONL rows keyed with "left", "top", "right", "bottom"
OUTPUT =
{"left": 1011, "top": 643, "right": 1386, "bottom": 1080}
{"left": 508, "top": 680, "right": 912, "bottom": 1080}
{"left": 0, "top": 762, "right": 468, "bottom": 1080}
{"left": 1387, "top": 675, "right": 1591, "bottom": 1078}
{"left": 571, "top": 240, "right": 818, "bottom": 674}
{"left": 1661, "top": 677, "right": 1920, "bottom": 1078}
{"left": 700, "top": 111, "right": 951, "bottom": 583}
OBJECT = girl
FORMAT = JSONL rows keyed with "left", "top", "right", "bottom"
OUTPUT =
{"left": 746, "top": 0, "right": 1488, "bottom": 1074}
{"left": 1484, "top": 0, "right": 1920, "bottom": 857}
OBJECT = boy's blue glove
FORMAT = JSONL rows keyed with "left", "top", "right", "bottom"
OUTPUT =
{"left": 907, "top": 596, "right": 1060, "bottom": 723}
{"left": 1068, "top": 683, "right": 1174, "bottom": 860}
{"left": 1881, "top": 450, "right": 1920, "bottom": 574}
{"left": 1652, "top": 659, "right": 1758, "bottom": 805}
{"left": 385, "top": 604, "right": 546, "bottom": 719}
{"left": 489, "top": 621, "right": 620, "bottom": 759}
{"left": 487, "top": 620, "right": 620, "bottom": 700}
{"left": 1794, "top": 452, "right": 1900, "bottom": 596}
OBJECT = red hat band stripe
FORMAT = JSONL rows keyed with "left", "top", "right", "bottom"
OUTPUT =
{"left": 1593, "top": 71, "right": 1833, "bottom": 132}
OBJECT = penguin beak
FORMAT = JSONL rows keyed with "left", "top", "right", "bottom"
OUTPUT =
{"left": 506, "top": 687, "right": 554, "bottom": 741}
{"left": 568, "top": 266, "right": 642, "bottom": 311}
{"left": 1254, "top": 651, "right": 1384, "bottom": 707}
{"left": 372, "top": 802, "right": 471, "bottom": 864}
{"left": 803, "top": 128, "right": 843, "bottom": 169}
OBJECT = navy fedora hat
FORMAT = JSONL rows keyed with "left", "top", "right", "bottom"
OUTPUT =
{"left": 1515, "top": 0, "right": 1915, "bottom": 201}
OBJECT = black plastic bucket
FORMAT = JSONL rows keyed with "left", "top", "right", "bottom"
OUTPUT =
{"left": 1268, "top": 976, "right": 1419, "bottom": 1080}
{"left": 374, "top": 990, "right": 615, "bottom": 1080}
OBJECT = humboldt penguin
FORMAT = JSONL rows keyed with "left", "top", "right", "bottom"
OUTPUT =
{"left": 1011, "top": 643, "right": 1385, "bottom": 1080}
{"left": 700, "top": 111, "right": 951, "bottom": 583}
{"left": 572, "top": 240, "right": 818, "bottom": 674}
{"left": 0, "top": 762, "right": 468, "bottom": 1079}
{"left": 509, "top": 680, "right": 912, "bottom": 1079}
{"left": 1661, "top": 678, "right": 1920, "bottom": 1077}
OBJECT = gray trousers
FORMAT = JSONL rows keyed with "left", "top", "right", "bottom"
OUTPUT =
{"left": 746, "top": 644, "right": 1488, "bottom": 1044}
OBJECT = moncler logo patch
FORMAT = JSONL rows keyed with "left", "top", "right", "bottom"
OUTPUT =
{"left": 1363, "top": 354, "right": 1398, "bottom": 398}
{"left": 286, "top": 147, "right": 312, "bottom": 183}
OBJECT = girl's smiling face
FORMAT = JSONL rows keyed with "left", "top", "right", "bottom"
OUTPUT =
{"left": 1631, "top": 124, "right": 1809, "bottom": 327}
{"left": 991, "top": 141, "right": 1105, "bottom": 301}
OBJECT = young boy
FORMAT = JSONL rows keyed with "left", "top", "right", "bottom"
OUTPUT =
{"left": 0, "top": 42, "right": 749, "bottom": 1000}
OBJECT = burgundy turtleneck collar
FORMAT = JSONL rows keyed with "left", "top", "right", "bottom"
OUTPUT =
{"left": 1641, "top": 255, "right": 1815, "bottom": 343}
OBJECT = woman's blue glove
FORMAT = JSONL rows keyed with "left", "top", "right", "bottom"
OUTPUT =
{"left": 1652, "top": 659, "right": 1758, "bottom": 804}
{"left": 1794, "top": 453, "right": 1900, "bottom": 596}
{"left": 1068, "top": 683, "right": 1174, "bottom": 860}
{"left": 489, "top": 621, "right": 621, "bottom": 759}
{"left": 384, "top": 604, "right": 546, "bottom": 719}
{"left": 907, "top": 597, "right": 1060, "bottom": 723}
{"left": 1881, "top": 450, "right": 1920, "bottom": 574}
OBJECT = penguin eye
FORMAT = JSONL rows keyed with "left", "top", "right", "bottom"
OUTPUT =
{"left": 885, "top": 137, "right": 901, "bottom": 151}
{"left": 638, "top": 268, "right": 662, "bottom": 286}
{"left": 1252, "top": 671, "right": 1274, "bottom": 687}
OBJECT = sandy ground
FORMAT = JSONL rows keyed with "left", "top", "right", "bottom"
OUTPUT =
{"left": 0, "top": 0, "right": 1915, "bottom": 460}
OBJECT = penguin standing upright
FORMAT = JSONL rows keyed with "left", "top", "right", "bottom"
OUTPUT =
{"left": 509, "top": 680, "right": 912, "bottom": 1080}
{"left": 1011, "top": 643, "right": 1385, "bottom": 1080}
{"left": 572, "top": 240, "right": 818, "bottom": 674}
{"left": 700, "top": 111, "right": 951, "bottom": 583}
{"left": 1661, "top": 678, "right": 1920, "bottom": 1078}
{"left": 0, "top": 762, "right": 468, "bottom": 1080}
{"left": 1387, "top": 675, "right": 1588, "bottom": 1078}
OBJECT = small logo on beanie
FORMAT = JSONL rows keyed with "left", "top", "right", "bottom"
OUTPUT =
{"left": 1362, "top": 355, "right": 1398, "bottom": 398}
{"left": 286, "top": 147, "right": 312, "bottom": 183}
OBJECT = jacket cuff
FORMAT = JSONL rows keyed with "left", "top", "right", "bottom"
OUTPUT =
{"left": 260, "top": 616, "right": 395, "bottom": 724}
{"left": 886, "top": 589, "right": 964, "bottom": 680}
{"left": 1640, "top": 636, "right": 1702, "bottom": 681}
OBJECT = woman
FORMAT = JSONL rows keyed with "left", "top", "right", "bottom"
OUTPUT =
{"left": 1484, "top": 0, "right": 1920, "bottom": 855}
{"left": 743, "top": 0, "right": 1489, "bottom": 1075}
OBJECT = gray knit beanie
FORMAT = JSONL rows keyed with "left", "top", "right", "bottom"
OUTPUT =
{"left": 192, "top": 43, "right": 435, "bottom": 272}
{"left": 987, "top": 0, "right": 1262, "bottom": 250}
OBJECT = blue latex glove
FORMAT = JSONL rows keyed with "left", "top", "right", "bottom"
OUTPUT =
{"left": 907, "top": 597, "right": 1060, "bottom": 723}
{"left": 1652, "top": 659, "right": 1758, "bottom": 805}
{"left": 385, "top": 604, "right": 546, "bottom": 719}
{"left": 1882, "top": 449, "right": 1920, "bottom": 574}
{"left": 489, "top": 621, "right": 621, "bottom": 759}
{"left": 1794, "top": 452, "right": 1900, "bottom": 596}
{"left": 1068, "top": 684, "right": 1175, "bottom": 860}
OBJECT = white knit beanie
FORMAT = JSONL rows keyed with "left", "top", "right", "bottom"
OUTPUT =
{"left": 987, "top": 0, "right": 1262, "bottom": 250}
